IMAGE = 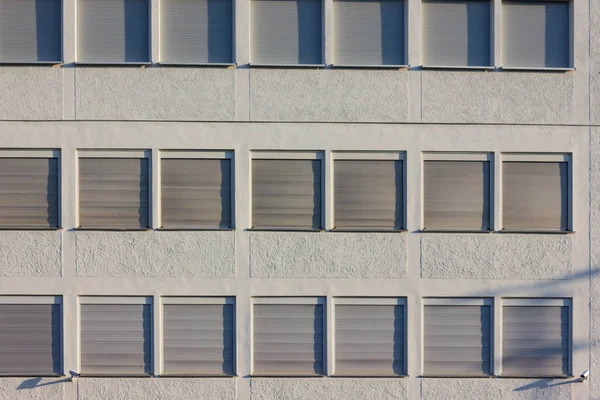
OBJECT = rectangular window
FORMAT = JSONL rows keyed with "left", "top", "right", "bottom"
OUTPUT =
{"left": 252, "top": 152, "right": 322, "bottom": 230}
{"left": 334, "top": 298, "right": 405, "bottom": 376}
{"left": 163, "top": 297, "right": 235, "bottom": 376}
{"left": 78, "top": 151, "right": 150, "bottom": 229}
{"left": 253, "top": 298, "right": 324, "bottom": 376}
{"left": 423, "top": 298, "right": 492, "bottom": 376}
{"left": 160, "top": 0, "right": 233, "bottom": 64}
{"left": 502, "top": 0, "right": 569, "bottom": 68}
{"left": 0, "top": 297, "right": 61, "bottom": 376}
{"left": 0, "top": 0, "right": 62, "bottom": 62}
{"left": 77, "top": 0, "right": 150, "bottom": 63}
{"left": 334, "top": 153, "right": 403, "bottom": 230}
{"left": 161, "top": 152, "right": 232, "bottom": 229}
{"left": 423, "top": 154, "right": 491, "bottom": 231}
{"left": 422, "top": 0, "right": 491, "bottom": 67}
{"left": 251, "top": 0, "right": 322, "bottom": 65}
{"left": 80, "top": 297, "right": 152, "bottom": 376}
{"left": 502, "top": 299, "right": 570, "bottom": 377}
{"left": 333, "top": 0, "right": 404, "bottom": 66}
{"left": 502, "top": 154, "right": 569, "bottom": 231}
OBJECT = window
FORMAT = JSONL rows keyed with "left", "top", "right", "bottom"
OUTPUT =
{"left": 502, "top": 299, "right": 570, "bottom": 377}
{"left": 160, "top": 0, "right": 233, "bottom": 64}
{"left": 502, "top": 0, "right": 569, "bottom": 68}
{"left": 0, "top": 151, "right": 60, "bottom": 229}
{"left": 0, "top": 297, "right": 61, "bottom": 376}
{"left": 160, "top": 151, "right": 232, "bottom": 229}
{"left": 0, "top": 0, "right": 61, "bottom": 62}
{"left": 423, "top": 153, "right": 491, "bottom": 231}
{"left": 251, "top": 152, "right": 322, "bottom": 230}
{"left": 251, "top": 0, "right": 322, "bottom": 65}
{"left": 77, "top": 0, "right": 150, "bottom": 63}
{"left": 162, "top": 297, "right": 235, "bottom": 376}
{"left": 253, "top": 298, "right": 324, "bottom": 376}
{"left": 334, "top": 298, "right": 405, "bottom": 376}
{"left": 333, "top": 0, "right": 404, "bottom": 66}
{"left": 333, "top": 153, "right": 403, "bottom": 230}
{"left": 502, "top": 154, "right": 569, "bottom": 231}
{"left": 422, "top": 0, "right": 491, "bottom": 67}
{"left": 80, "top": 297, "right": 152, "bottom": 376}
{"left": 423, "top": 298, "right": 492, "bottom": 376}
{"left": 78, "top": 151, "right": 150, "bottom": 229}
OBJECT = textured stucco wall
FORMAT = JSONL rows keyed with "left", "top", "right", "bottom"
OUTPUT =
{"left": 421, "top": 379, "right": 571, "bottom": 400}
{"left": 250, "top": 378, "right": 407, "bottom": 400}
{"left": 77, "top": 378, "right": 236, "bottom": 400}
{"left": 0, "top": 231, "right": 61, "bottom": 277}
{"left": 591, "top": 0, "right": 600, "bottom": 124}
{"left": 421, "top": 71, "right": 574, "bottom": 124}
{"left": 250, "top": 232, "right": 407, "bottom": 278}
{"left": 75, "top": 231, "right": 235, "bottom": 277}
{"left": 0, "top": 67, "right": 63, "bottom": 120}
{"left": 0, "top": 378, "right": 64, "bottom": 400}
{"left": 75, "top": 68, "right": 236, "bottom": 121}
{"left": 421, "top": 234, "right": 572, "bottom": 280}
{"left": 249, "top": 69, "right": 408, "bottom": 122}
{"left": 590, "top": 128, "right": 600, "bottom": 398}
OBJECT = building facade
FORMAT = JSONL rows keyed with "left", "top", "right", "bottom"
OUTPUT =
{"left": 0, "top": 0, "right": 598, "bottom": 398}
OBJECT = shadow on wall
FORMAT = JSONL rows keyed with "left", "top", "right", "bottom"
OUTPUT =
{"left": 515, "top": 378, "right": 580, "bottom": 391}
{"left": 17, "top": 377, "right": 69, "bottom": 389}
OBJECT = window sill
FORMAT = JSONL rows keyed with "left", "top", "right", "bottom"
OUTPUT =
{"left": 331, "top": 374, "right": 408, "bottom": 378}
{"left": 421, "top": 65, "right": 495, "bottom": 70}
{"left": 250, "top": 374, "right": 325, "bottom": 378}
{"left": 331, "top": 64, "right": 408, "bottom": 69}
{"left": 419, "top": 229, "right": 493, "bottom": 234}
{"left": 75, "top": 62, "right": 152, "bottom": 66}
{"left": 0, "top": 61, "right": 62, "bottom": 65}
{"left": 249, "top": 227, "right": 324, "bottom": 232}
{"left": 500, "top": 66, "right": 575, "bottom": 72}
{"left": 498, "top": 375, "right": 573, "bottom": 379}
{"left": 0, "top": 227, "right": 62, "bottom": 231}
{"left": 158, "top": 62, "right": 237, "bottom": 67}
{"left": 419, "top": 375, "right": 493, "bottom": 379}
{"left": 0, "top": 373, "right": 63, "bottom": 377}
{"left": 79, "top": 374, "right": 153, "bottom": 378}
{"left": 249, "top": 63, "right": 326, "bottom": 68}
{"left": 159, "top": 227, "right": 234, "bottom": 231}
{"left": 158, "top": 374, "right": 237, "bottom": 378}
{"left": 498, "top": 230, "right": 574, "bottom": 235}
{"left": 331, "top": 228, "right": 406, "bottom": 233}
{"left": 75, "top": 227, "right": 152, "bottom": 231}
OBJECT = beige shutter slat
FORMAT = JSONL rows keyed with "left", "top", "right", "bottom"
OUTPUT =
{"left": 252, "top": 159, "right": 321, "bottom": 229}
{"left": 163, "top": 304, "right": 234, "bottom": 375}
{"left": 423, "top": 305, "right": 491, "bottom": 376}
{"left": 335, "top": 304, "right": 404, "bottom": 376}
{"left": 0, "top": 158, "right": 59, "bottom": 228}
{"left": 0, "top": 304, "right": 61, "bottom": 375}
{"left": 79, "top": 158, "right": 150, "bottom": 229}
{"left": 502, "top": 162, "right": 568, "bottom": 230}
{"left": 81, "top": 304, "right": 152, "bottom": 376}
{"left": 424, "top": 161, "right": 490, "bottom": 230}
{"left": 253, "top": 304, "right": 324, "bottom": 375}
{"left": 334, "top": 160, "right": 403, "bottom": 229}
{"left": 503, "top": 306, "right": 569, "bottom": 377}
{"left": 161, "top": 159, "right": 232, "bottom": 229}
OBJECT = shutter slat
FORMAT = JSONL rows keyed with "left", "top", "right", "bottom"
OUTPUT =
{"left": 502, "top": 162, "right": 568, "bottom": 230}
{"left": 252, "top": 159, "right": 321, "bottom": 229}
{"left": 424, "top": 161, "right": 490, "bottom": 230}
{"left": 81, "top": 304, "right": 152, "bottom": 376}
{"left": 333, "top": 0, "right": 404, "bottom": 65}
{"left": 423, "top": 305, "right": 491, "bottom": 376}
{"left": 502, "top": 1, "right": 569, "bottom": 68}
{"left": 422, "top": 0, "right": 491, "bottom": 67}
{"left": 79, "top": 158, "right": 150, "bottom": 229}
{"left": 161, "top": 159, "right": 232, "bottom": 228}
{"left": 251, "top": 0, "right": 322, "bottom": 64}
{"left": 253, "top": 304, "right": 324, "bottom": 375}
{"left": 163, "top": 304, "right": 234, "bottom": 375}
{"left": 77, "top": 0, "right": 150, "bottom": 62}
{"left": 502, "top": 305, "right": 569, "bottom": 377}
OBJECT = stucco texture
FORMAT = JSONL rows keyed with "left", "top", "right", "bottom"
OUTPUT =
{"left": 250, "top": 378, "right": 407, "bottom": 400}
{"left": 75, "top": 68, "right": 236, "bottom": 121}
{"left": 249, "top": 69, "right": 408, "bottom": 122}
{"left": 421, "top": 379, "right": 571, "bottom": 400}
{"left": 250, "top": 232, "right": 407, "bottom": 278}
{"left": 0, "top": 67, "right": 62, "bottom": 120}
{"left": 591, "top": 0, "right": 600, "bottom": 124}
{"left": 77, "top": 378, "right": 236, "bottom": 400}
{"left": 421, "top": 234, "right": 572, "bottom": 280}
{"left": 0, "top": 378, "right": 64, "bottom": 400}
{"left": 422, "top": 71, "right": 573, "bottom": 124}
{"left": 590, "top": 128, "right": 600, "bottom": 397}
{"left": 0, "top": 231, "right": 61, "bottom": 277}
{"left": 75, "top": 231, "right": 235, "bottom": 277}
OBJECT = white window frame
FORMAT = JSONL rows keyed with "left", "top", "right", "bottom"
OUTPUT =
{"left": 332, "top": 297, "right": 407, "bottom": 377}
{"left": 158, "top": 150, "right": 235, "bottom": 230}
{"left": 249, "top": 151, "right": 325, "bottom": 231}
{"left": 159, "top": 297, "right": 236, "bottom": 376}
{"left": 499, "top": 152, "right": 572, "bottom": 232}
{"left": 250, "top": 297, "right": 326, "bottom": 376}
{"left": 421, "top": 152, "right": 493, "bottom": 232}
